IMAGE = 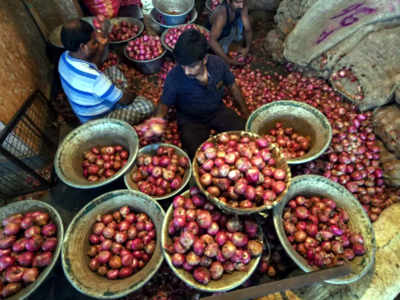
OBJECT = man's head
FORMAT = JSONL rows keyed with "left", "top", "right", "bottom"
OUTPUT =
{"left": 173, "top": 29, "right": 209, "bottom": 79}
{"left": 227, "top": 0, "right": 244, "bottom": 11}
{"left": 61, "top": 19, "right": 99, "bottom": 59}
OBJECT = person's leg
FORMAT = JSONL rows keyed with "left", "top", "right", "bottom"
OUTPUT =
{"left": 106, "top": 96, "right": 155, "bottom": 125}
{"left": 210, "top": 105, "right": 246, "bottom": 133}
{"left": 178, "top": 119, "right": 211, "bottom": 160}
{"left": 219, "top": 27, "right": 236, "bottom": 54}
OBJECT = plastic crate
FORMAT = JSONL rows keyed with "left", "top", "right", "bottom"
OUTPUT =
{"left": 0, "top": 91, "right": 59, "bottom": 198}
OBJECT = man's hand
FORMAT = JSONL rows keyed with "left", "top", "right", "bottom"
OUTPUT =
{"left": 238, "top": 47, "right": 250, "bottom": 57}
{"left": 229, "top": 58, "right": 246, "bottom": 67}
{"left": 143, "top": 117, "right": 166, "bottom": 139}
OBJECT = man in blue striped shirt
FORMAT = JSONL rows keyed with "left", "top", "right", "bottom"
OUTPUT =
{"left": 58, "top": 19, "right": 154, "bottom": 124}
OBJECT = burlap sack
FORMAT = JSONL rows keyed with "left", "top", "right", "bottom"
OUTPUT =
{"left": 373, "top": 105, "right": 400, "bottom": 158}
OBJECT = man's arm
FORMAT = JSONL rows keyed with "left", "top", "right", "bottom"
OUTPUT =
{"left": 241, "top": 4, "right": 253, "bottom": 56}
{"left": 229, "top": 82, "right": 250, "bottom": 119}
{"left": 154, "top": 103, "right": 169, "bottom": 119}
{"left": 209, "top": 9, "right": 244, "bottom": 66}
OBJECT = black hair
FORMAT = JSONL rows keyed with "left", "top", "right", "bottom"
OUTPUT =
{"left": 61, "top": 20, "right": 93, "bottom": 52}
{"left": 173, "top": 29, "right": 208, "bottom": 66}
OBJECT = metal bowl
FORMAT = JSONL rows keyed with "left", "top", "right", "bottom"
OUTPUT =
{"left": 245, "top": 101, "right": 332, "bottom": 165}
{"left": 273, "top": 175, "right": 376, "bottom": 284}
{"left": 161, "top": 191, "right": 262, "bottom": 292}
{"left": 108, "top": 17, "right": 144, "bottom": 45}
{"left": 124, "top": 143, "right": 192, "bottom": 200}
{"left": 62, "top": 190, "right": 165, "bottom": 299}
{"left": 149, "top": 8, "right": 198, "bottom": 34}
{"left": 161, "top": 24, "right": 210, "bottom": 52}
{"left": 193, "top": 131, "right": 292, "bottom": 215}
{"left": 0, "top": 200, "right": 64, "bottom": 300}
{"left": 123, "top": 47, "right": 166, "bottom": 74}
{"left": 54, "top": 119, "right": 139, "bottom": 189}
{"left": 153, "top": 0, "right": 195, "bottom": 25}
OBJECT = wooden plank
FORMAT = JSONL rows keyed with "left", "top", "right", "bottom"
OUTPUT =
{"left": 200, "top": 265, "right": 352, "bottom": 300}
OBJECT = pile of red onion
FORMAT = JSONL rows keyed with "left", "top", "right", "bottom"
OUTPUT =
{"left": 87, "top": 206, "right": 156, "bottom": 280}
{"left": 228, "top": 51, "right": 253, "bottom": 65}
{"left": 99, "top": 52, "right": 119, "bottom": 72}
{"left": 164, "top": 25, "right": 210, "bottom": 50}
{"left": 165, "top": 187, "right": 263, "bottom": 285}
{"left": 126, "top": 35, "right": 164, "bottom": 61}
{"left": 82, "top": 145, "right": 129, "bottom": 182}
{"left": 283, "top": 195, "right": 365, "bottom": 268}
{"left": 131, "top": 145, "right": 189, "bottom": 197}
{"left": 264, "top": 122, "right": 311, "bottom": 160}
{"left": 109, "top": 21, "right": 140, "bottom": 42}
{"left": 196, "top": 132, "right": 288, "bottom": 209}
{"left": 0, "top": 211, "right": 58, "bottom": 297}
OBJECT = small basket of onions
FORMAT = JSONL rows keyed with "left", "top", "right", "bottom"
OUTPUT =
{"left": 273, "top": 175, "right": 376, "bottom": 284}
{"left": 125, "top": 143, "right": 192, "bottom": 201}
{"left": 193, "top": 131, "right": 291, "bottom": 215}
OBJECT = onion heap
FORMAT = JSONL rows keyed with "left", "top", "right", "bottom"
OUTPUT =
{"left": 164, "top": 25, "right": 210, "bottom": 50}
{"left": 82, "top": 145, "right": 129, "bottom": 182}
{"left": 229, "top": 51, "right": 253, "bottom": 65}
{"left": 109, "top": 21, "right": 140, "bottom": 42}
{"left": 99, "top": 52, "right": 119, "bottom": 72}
{"left": 264, "top": 122, "right": 311, "bottom": 160}
{"left": 87, "top": 206, "right": 156, "bottom": 280}
{"left": 165, "top": 187, "right": 263, "bottom": 285}
{"left": 196, "top": 132, "right": 288, "bottom": 209}
{"left": 283, "top": 195, "right": 365, "bottom": 268}
{"left": 226, "top": 66, "right": 395, "bottom": 221}
{"left": 130, "top": 145, "right": 189, "bottom": 197}
{"left": 126, "top": 35, "right": 164, "bottom": 61}
{"left": 0, "top": 211, "right": 58, "bottom": 298}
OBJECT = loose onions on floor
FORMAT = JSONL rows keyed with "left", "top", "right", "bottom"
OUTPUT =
{"left": 87, "top": 207, "right": 156, "bottom": 280}
{"left": 165, "top": 187, "right": 263, "bottom": 285}
{"left": 0, "top": 211, "right": 58, "bottom": 298}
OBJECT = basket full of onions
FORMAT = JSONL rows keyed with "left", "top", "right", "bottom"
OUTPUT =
{"left": 108, "top": 17, "right": 144, "bottom": 44}
{"left": 62, "top": 190, "right": 165, "bottom": 299}
{"left": 0, "top": 200, "right": 63, "bottom": 299}
{"left": 161, "top": 24, "right": 210, "bottom": 52}
{"left": 54, "top": 119, "right": 139, "bottom": 189}
{"left": 193, "top": 131, "right": 291, "bottom": 215}
{"left": 125, "top": 143, "right": 192, "bottom": 201}
{"left": 273, "top": 175, "right": 376, "bottom": 284}
{"left": 246, "top": 101, "right": 332, "bottom": 165}
{"left": 162, "top": 188, "right": 263, "bottom": 292}
{"left": 123, "top": 34, "right": 166, "bottom": 74}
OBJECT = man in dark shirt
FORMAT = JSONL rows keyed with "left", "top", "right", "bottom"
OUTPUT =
{"left": 208, "top": 0, "right": 252, "bottom": 66}
{"left": 155, "top": 29, "right": 250, "bottom": 158}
